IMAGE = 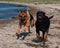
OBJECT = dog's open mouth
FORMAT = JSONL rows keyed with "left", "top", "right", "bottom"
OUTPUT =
{"left": 20, "top": 17, "right": 26, "bottom": 24}
{"left": 21, "top": 18, "right": 25, "bottom": 22}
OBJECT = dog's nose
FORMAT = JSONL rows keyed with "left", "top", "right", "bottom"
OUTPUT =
{"left": 22, "top": 18, "right": 25, "bottom": 21}
{"left": 38, "top": 16, "right": 42, "bottom": 19}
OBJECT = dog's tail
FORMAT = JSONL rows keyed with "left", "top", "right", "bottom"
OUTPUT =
{"left": 49, "top": 15, "right": 54, "bottom": 19}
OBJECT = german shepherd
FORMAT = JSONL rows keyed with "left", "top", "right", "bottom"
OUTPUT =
{"left": 16, "top": 10, "right": 34, "bottom": 39}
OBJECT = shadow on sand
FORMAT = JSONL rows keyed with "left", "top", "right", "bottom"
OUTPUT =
{"left": 19, "top": 32, "right": 32, "bottom": 40}
{"left": 31, "top": 38, "right": 49, "bottom": 48}
{"left": 32, "top": 38, "right": 42, "bottom": 43}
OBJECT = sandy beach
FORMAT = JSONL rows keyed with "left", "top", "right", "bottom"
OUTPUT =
{"left": 0, "top": 4, "right": 60, "bottom": 48}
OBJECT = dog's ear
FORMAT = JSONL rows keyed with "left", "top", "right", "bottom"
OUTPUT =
{"left": 49, "top": 15, "right": 54, "bottom": 19}
{"left": 26, "top": 11, "right": 30, "bottom": 18}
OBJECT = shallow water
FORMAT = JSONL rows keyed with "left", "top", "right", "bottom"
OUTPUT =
{"left": 0, "top": 3, "right": 29, "bottom": 20}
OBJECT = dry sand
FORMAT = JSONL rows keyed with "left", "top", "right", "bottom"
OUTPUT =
{"left": 0, "top": 4, "right": 60, "bottom": 48}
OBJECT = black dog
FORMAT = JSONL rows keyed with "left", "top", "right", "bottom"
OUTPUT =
{"left": 35, "top": 11, "right": 53, "bottom": 41}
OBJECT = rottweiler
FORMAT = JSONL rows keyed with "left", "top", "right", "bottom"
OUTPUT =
{"left": 35, "top": 11, "right": 54, "bottom": 41}
{"left": 16, "top": 10, "right": 34, "bottom": 39}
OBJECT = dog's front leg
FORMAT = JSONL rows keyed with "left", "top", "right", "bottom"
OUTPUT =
{"left": 24, "top": 26, "right": 30, "bottom": 32}
{"left": 16, "top": 23, "right": 21, "bottom": 39}
{"left": 43, "top": 30, "right": 48, "bottom": 42}
{"left": 36, "top": 29, "right": 41, "bottom": 38}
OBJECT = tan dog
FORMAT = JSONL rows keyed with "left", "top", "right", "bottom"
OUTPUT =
{"left": 16, "top": 10, "right": 34, "bottom": 39}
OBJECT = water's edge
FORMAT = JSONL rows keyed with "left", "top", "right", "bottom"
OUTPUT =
{"left": 0, "top": 2, "right": 29, "bottom": 20}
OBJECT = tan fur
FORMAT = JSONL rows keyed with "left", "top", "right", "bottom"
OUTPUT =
{"left": 17, "top": 11, "right": 34, "bottom": 35}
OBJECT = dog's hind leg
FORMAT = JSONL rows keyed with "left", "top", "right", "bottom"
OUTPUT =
{"left": 30, "top": 19, "right": 34, "bottom": 27}
{"left": 28, "top": 26, "right": 30, "bottom": 33}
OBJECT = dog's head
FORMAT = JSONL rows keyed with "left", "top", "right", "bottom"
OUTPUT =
{"left": 19, "top": 10, "right": 27, "bottom": 18}
{"left": 36, "top": 11, "right": 45, "bottom": 22}
{"left": 18, "top": 10, "right": 28, "bottom": 23}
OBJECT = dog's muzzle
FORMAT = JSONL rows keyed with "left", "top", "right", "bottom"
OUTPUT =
{"left": 20, "top": 17, "right": 26, "bottom": 24}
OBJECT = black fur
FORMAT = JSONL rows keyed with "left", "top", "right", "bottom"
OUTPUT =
{"left": 35, "top": 16, "right": 50, "bottom": 32}
{"left": 35, "top": 11, "right": 53, "bottom": 40}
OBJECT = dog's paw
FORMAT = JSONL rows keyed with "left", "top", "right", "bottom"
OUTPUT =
{"left": 16, "top": 36, "right": 19, "bottom": 39}
{"left": 16, "top": 33, "right": 20, "bottom": 39}
{"left": 19, "top": 35, "right": 25, "bottom": 40}
{"left": 43, "top": 38, "right": 48, "bottom": 42}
